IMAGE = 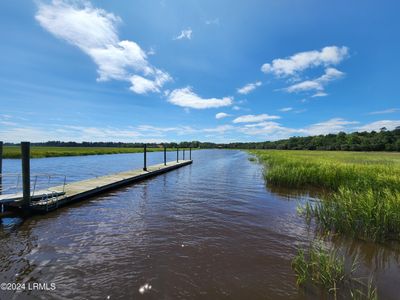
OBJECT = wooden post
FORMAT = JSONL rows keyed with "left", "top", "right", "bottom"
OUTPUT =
{"left": 21, "top": 142, "right": 31, "bottom": 207}
{"left": 0, "top": 141, "right": 3, "bottom": 195}
{"left": 183, "top": 149, "right": 185, "bottom": 160}
{"left": 143, "top": 144, "right": 147, "bottom": 171}
{"left": 190, "top": 147, "right": 192, "bottom": 160}
{"left": 164, "top": 145, "right": 167, "bottom": 166}
{"left": 176, "top": 147, "right": 179, "bottom": 162}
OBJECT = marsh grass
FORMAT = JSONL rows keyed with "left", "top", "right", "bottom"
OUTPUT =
{"left": 251, "top": 150, "right": 400, "bottom": 242}
{"left": 292, "top": 244, "right": 378, "bottom": 299}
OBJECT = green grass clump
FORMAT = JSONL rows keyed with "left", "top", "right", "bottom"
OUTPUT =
{"left": 292, "top": 244, "right": 378, "bottom": 299}
{"left": 292, "top": 244, "right": 345, "bottom": 291}
{"left": 2, "top": 146, "right": 180, "bottom": 159}
{"left": 251, "top": 150, "right": 400, "bottom": 242}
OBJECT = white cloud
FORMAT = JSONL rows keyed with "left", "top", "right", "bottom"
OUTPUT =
{"left": 302, "top": 118, "right": 358, "bottom": 135}
{"left": 233, "top": 114, "right": 281, "bottom": 123}
{"left": 261, "top": 46, "right": 348, "bottom": 77}
{"left": 237, "top": 117, "right": 360, "bottom": 140}
{"left": 215, "top": 112, "right": 230, "bottom": 119}
{"left": 368, "top": 108, "right": 400, "bottom": 115}
{"left": 203, "top": 125, "right": 234, "bottom": 133}
{"left": 312, "top": 91, "right": 328, "bottom": 98}
{"left": 167, "top": 87, "right": 232, "bottom": 109}
{"left": 232, "top": 106, "right": 241, "bottom": 111}
{"left": 284, "top": 68, "right": 344, "bottom": 94}
{"left": 173, "top": 28, "right": 192, "bottom": 40}
{"left": 356, "top": 120, "right": 400, "bottom": 132}
{"left": 237, "top": 81, "right": 262, "bottom": 95}
{"left": 36, "top": 0, "right": 171, "bottom": 94}
{"left": 279, "top": 107, "right": 293, "bottom": 112}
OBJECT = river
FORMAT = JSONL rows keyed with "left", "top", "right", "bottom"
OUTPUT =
{"left": 0, "top": 150, "right": 398, "bottom": 299}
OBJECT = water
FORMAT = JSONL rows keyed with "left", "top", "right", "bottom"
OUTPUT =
{"left": 0, "top": 150, "right": 399, "bottom": 299}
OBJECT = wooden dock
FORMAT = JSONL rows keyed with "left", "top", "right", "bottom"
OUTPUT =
{"left": 0, "top": 159, "right": 192, "bottom": 216}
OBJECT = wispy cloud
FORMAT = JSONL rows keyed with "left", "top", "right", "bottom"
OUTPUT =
{"left": 261, "top": 46, "right": 348, "bottom": 77}
{"left": 215, "top": 112, "right": 231, "bottom": 119}
{"left": 303, "top": 118, "right": 358, "bottom": 135}
{"left": 36, "top": 0, "right": 171, "bottom": 94}
{"left": 279, "top": 107, "right": 293, "bottom": 112}
{"left": 368, "top": 108, "right": 400, "bottom": 115}
{"left": 167, "top": 87, "right": 233, "bottom": 109}
{"left": 233, "top": 114, "right": 280, "bottom": 123}
{"left": 356, "top": 120, "right": 400, "bottom": 131}
{"left": 173, "top": 28, "right": 192, "bottom": 40}
{"left": 237, "top": 81, "right": 262, "bottom": 95}
{"left": 205, "top": 18, "right": 219, "bottom": 25}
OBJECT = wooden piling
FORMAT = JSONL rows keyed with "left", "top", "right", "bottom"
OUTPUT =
{"left": 143, "top": 144, "right": 147, "bottom": 171}
{"left": 21, "top": 142, "right": 31, "bottom": 206}
{"left": 183, "top": 149, "right": 185, "bottom": 160}
{"left": 190, "top": 147, "right": 192, "bottom": 160}
{"left": 164, "top": 145, "right": 167, "bottom": 166}
{"left": 176, "top": 147, "right": 179, "bottom": 162}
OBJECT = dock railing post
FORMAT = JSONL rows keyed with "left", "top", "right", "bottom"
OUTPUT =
{"left": 190, "top": 147, "right": 192, "bottom": 160}
{"left": 21, "top": 141, "right": 31, "bottom": 207}
{"left": 0, "top": 141, "right": 3, "bottom": 195}
{"left": 176, "top": 147, "right": 179, "bottom": 163}
{"left": 143, "top": 144, "right": 147, "bottom": 171}
{"left": 183, "top": 149, "right": 185, "bottom": 160}
{"left": 164, "top": 145, "right": 167, "bottom": 166}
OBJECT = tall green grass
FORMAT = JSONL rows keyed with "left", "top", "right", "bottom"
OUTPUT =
{"left": 251, "top": 150, "right": 400, "bottom": 242}
{"left": 292, "top": 243, "right": 378, "bottom": 299}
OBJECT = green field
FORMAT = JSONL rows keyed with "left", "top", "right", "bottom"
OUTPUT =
{"left": 250, "top": 150, "right": 400, "bottom": 242}
{"left": 1, "top": 146, "right": 181, "bottom": 159}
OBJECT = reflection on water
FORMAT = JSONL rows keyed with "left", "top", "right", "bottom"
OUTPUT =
{"left": 0, "top": 150, "right": 399, "bottom": 299}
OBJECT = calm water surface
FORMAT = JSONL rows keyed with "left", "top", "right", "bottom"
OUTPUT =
{"left": 0, "top": 150, "right": 399, "bottom": 299}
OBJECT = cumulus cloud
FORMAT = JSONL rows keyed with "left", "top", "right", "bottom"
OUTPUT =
{"left": 237, "top": 81, "right": 262, "bottom": 94}
{"left": 36, "top": 0, "right": 171, "bottom": 94}
{"left": 284, "top": 68, "right": 344, "bottom": 94}
{"left": 233, "top": 114, "right": 281, "bottom": 123}
{"left": 215, "top": 112, "right": 230, "bottom": 119}
{"left": 173, "top": 28, "right": 192, "bottom": 40}
{"left": 261, "top": 46, "right": 348, "bottom": 77}
{"left": 167, "top": 87, "right": 233, "bottom": 109}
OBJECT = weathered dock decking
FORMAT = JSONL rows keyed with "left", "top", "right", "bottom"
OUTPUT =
{"left": 0, "top": 159, "right": 192, "bottom": 216}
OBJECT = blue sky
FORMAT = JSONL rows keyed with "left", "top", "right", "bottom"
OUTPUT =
{"left": 0, "top": 0, "right": 399, "bottom": 143}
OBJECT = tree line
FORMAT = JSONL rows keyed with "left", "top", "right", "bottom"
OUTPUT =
{"left": 4, "top": 127, "right": 400, "bottom": 152}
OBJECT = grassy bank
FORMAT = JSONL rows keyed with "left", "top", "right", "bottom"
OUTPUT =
{"left": 2, "top": 146, "right": 182, "bottom": 159}
{"left": 250, "top": 150, "right": 400, "bottom": 242}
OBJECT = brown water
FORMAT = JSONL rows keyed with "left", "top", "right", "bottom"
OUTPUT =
{"left": 0, "top": 150, "right": 399, "bottom": 299}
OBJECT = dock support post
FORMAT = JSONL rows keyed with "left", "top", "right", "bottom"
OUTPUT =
{"left": 176, "top": 147, "right": 179, "bottom": 163}
{"left": 0, "top": 141, "right": 3, "bottom": 195}
{"left": 143, "top": 144, "right": 147, "bottom": 171}
{"left": 190, "top": 147, "right": 192, "bottom": 160}
{"left": 21, "top": 141, "right": 31, "bottom": 207}
{"left": 183, "top": 149, "right": 185, "bottom": 160}
{"left": 164, "top": 145, "right": 167, "bottom": 166}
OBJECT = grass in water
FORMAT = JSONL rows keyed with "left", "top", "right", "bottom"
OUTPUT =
{"left": 292, "top": 244, "right": 377, "bottom": 299}
{"left": 251, "top": 150, "right": 400, "bottom": 242}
